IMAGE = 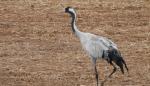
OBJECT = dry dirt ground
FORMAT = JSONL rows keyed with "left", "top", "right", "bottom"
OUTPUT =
{"left": 0, "top": 0, "right": 150, "bottom": 86}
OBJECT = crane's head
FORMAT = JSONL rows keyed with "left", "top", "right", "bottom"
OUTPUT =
{"left": 65, "top": 7, "right": 76, "bottom": 15}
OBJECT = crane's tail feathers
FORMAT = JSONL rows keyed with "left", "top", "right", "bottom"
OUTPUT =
{"left": 120, "top": 57, "right": 129, "bottom": 72}
{"left": 117, "top": 56, "right": 129, "bottom": 74}
{"left": 115, "top": 59, "right": 123, "bottom": 74}
{"left": 108, "top": 49, "right": 129, "bottom": 74}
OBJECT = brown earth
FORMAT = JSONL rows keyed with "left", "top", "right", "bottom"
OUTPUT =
{"left": 0, "top": 0, "right": 150, "bottom": 86}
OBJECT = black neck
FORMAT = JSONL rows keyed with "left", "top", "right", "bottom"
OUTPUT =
{"left": 70, "top": 12, "right": 76, "bottom": 33}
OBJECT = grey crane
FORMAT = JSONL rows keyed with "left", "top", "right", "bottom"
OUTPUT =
{"left": 65, "top": 7, "right": 128, "bottom": 86}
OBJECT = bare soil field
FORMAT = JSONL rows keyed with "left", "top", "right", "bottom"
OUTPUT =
{"left": 0, "top": 0, "right": 150, "bottom": 86}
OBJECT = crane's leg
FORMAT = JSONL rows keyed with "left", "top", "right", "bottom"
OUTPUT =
{"left": 108, "top": 62, "right": 117, "bottom": 78}
{"left": 101, "top": 61, "right": 117, "bottom": 86}
{"left": 92, "top": 58, "right": 99, "bottom": 86}
{"left": 95, "top": 64, "right": 99, "bottom": 86}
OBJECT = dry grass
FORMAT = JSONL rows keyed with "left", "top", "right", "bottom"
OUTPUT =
{"left": 0, "top": 0, "right": 150, "bottom": 86}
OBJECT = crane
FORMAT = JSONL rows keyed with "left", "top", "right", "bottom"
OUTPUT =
{"left": 65, "top": 7, "right": 128, "bottom": 86}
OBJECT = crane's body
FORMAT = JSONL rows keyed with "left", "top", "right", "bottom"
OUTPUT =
{"left": 79, "top": 32, "right": 117, "bottom": 59}
{"left": 65, "top": 7, "right": 128, "bottom": 86}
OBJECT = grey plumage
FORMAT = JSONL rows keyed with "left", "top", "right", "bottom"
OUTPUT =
{"left": 65, "top": 7, "right": 128, "bottom": 86}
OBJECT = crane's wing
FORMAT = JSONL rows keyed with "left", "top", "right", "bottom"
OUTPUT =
{"left": 84, "top": 38, "right": 108, "bottom": 58}
{"left": 83, "top": 34, "right": 118, "bottom": 51}
{"left": 97, "top": 36, "right": 118, "bottom": 49}
{"left": 80, "top": 33, "right": 118, "bottom": 58}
